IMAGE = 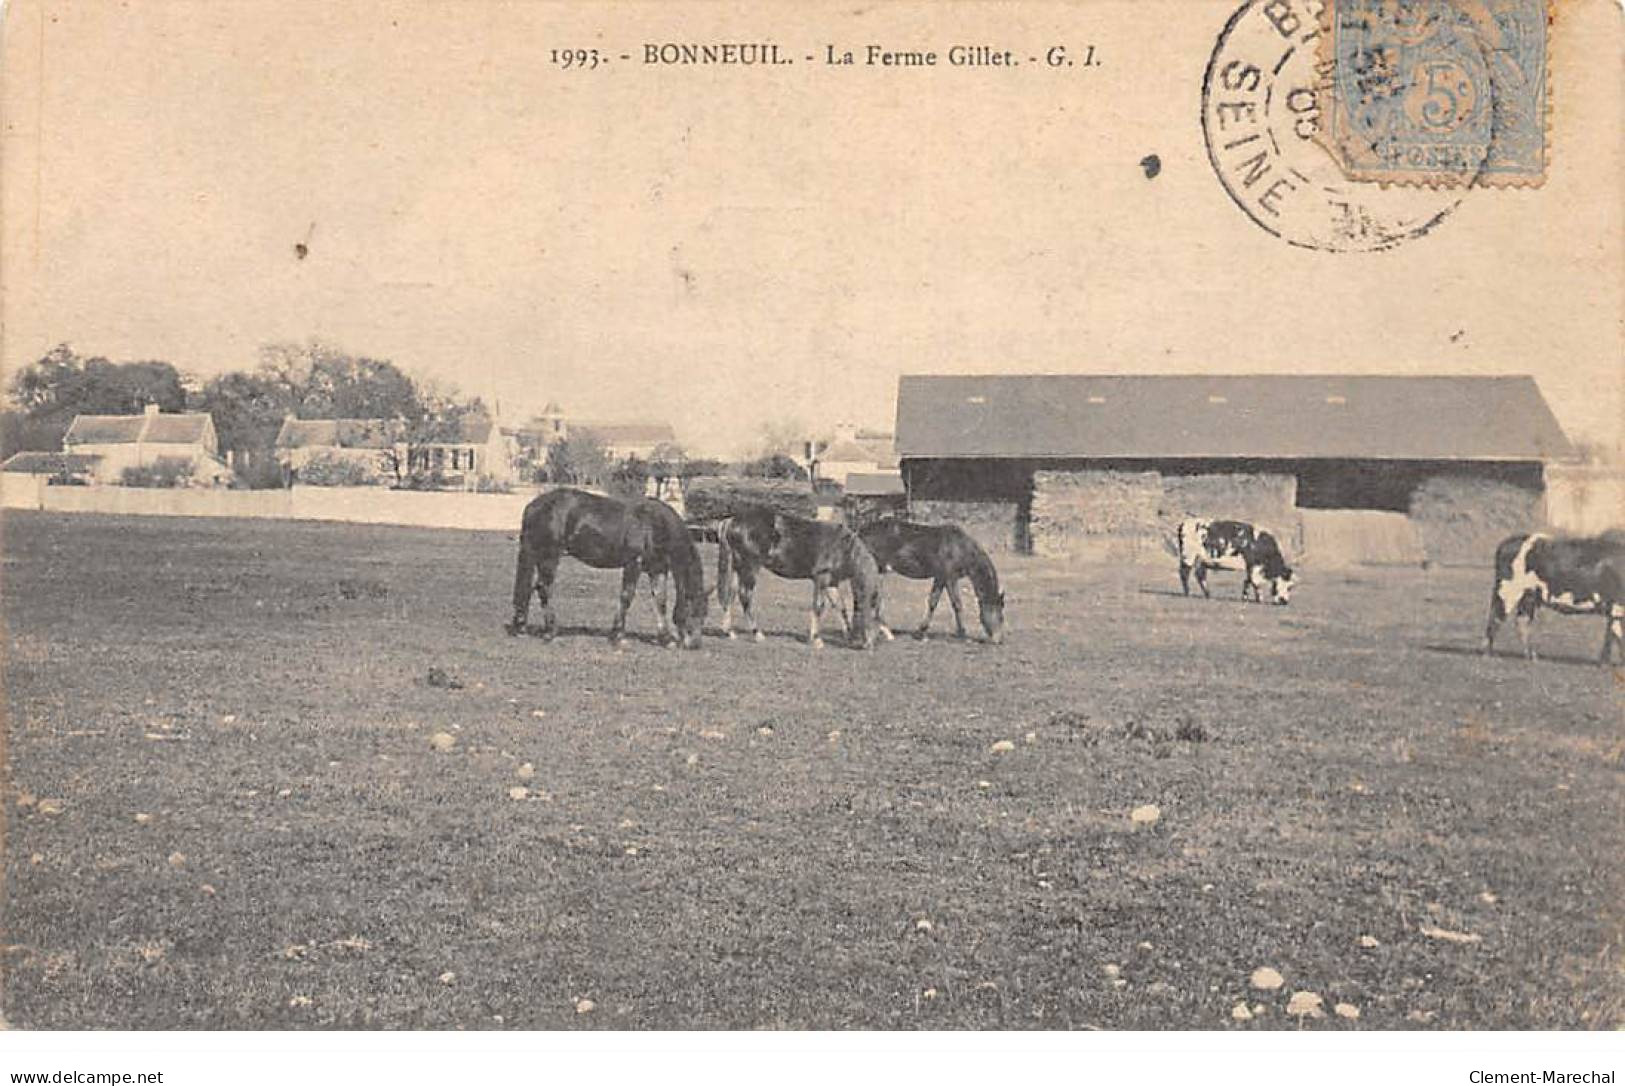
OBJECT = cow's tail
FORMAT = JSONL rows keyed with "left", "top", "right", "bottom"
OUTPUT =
{"left": 1164, "top": 519, "right": 1186, "bottom": 559}
{"left": 507, "top": 527, "right": 536, "bottom": 634}
{"left": 715, "top": 517, "right": 737, "bottom": 612}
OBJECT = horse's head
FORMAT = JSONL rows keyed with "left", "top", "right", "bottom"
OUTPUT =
{"left": 980, "top": 590, "right": 1007, "bottom": 644}
{"left": 671, "top": 579, "right": 710, "bottom": 649}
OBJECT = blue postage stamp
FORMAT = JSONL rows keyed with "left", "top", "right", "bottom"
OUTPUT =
{"left": 1319, "top": 0, "right": 1548, "bottom": 186}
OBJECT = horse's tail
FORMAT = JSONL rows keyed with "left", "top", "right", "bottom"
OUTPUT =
{"left": 715, "top": 517, "right": 737, "bottom": 611}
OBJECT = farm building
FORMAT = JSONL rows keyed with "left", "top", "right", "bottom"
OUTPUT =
{"left": 275, "top": 415, "right": 513, "bottom": 488}
{"left": 62, "top": 403, "right": 233, "bottom": 486}
{"left": 894, "top": 375, "right": 1579, "bottom": 566}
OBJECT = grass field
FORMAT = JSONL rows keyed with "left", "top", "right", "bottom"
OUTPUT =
{"left": 3, "top": 511, "right": 1620, "bottom": 1030}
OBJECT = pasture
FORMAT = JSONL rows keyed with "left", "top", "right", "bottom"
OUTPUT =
{"left": 3, "top": 512, "right": 1620, "bottom": 1029}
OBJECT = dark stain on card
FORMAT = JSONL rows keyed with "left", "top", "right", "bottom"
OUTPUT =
{"left": 1140, "top": 154, "right": 1161, "bottom": 180}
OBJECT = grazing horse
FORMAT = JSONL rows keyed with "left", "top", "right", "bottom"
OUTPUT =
{"left": 506, "top": 488, "right": 708, "bottom": 648}
{"left": 715, "top": 507, "right": 882, "bottom": 648}
{"left": 1485, "top": 531, "right": 1625, "bottom": 665}
{"left": 857, "top": 519, "right": 1006, "bottom": 643}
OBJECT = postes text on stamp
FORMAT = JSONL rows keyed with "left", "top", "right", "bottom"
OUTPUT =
{"left": 1317, "top": 0, "right": 1548, "bottom": 187}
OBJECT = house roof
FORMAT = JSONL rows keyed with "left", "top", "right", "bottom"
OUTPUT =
{"left": 64, "top": 411, "right": 213, "bottom": 446}
{"left": 274, "top": 416, "right": 493, "bottom": 449}
{"left": 844, "top": 471, "right": 906, "bottom": 496}
{"left": 1, "top": 451, "right": 102, "bottom": 474}
{"left": 895, "top": 375, "right": 1576, "bottom": 462}
{"left": 573, "top": 421, "right": 677, "bottom": 446}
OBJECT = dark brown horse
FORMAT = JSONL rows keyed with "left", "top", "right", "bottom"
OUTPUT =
{"left": 506, "top": 488, "right": 708, "bottom": 648}
{"left": 715, "top": 507, "right": 882, "bottom": 648}
{"left": 857, "top": 519, "right": 1005, "bottom": 643}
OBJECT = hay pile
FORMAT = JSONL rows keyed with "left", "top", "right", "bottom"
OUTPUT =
{"left": 1409, "top": 475, "right": 1541, "bottom": 567}
{"left": 1157, "top": 473, "right": 1301, "bottom": 554}
{"left": 910, "top": 499, "right": 1022, "bottom": 553}
{"left": 1029, "top": 471, "right": 1161, "bottom": 557}
{"left": 684, "top": 478, "right": 816, "bottom": 523}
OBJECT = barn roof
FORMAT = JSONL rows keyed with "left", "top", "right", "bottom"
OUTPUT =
{"left": 895, "top": 375, "right": 1576, "bottom": 462}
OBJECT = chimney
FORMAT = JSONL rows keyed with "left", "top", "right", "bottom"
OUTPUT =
{"left": 144, "top": 403, "right": 161, "bottom": 417}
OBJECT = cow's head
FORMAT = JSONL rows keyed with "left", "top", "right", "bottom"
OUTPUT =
{"left": 1268, "top": 567, "right": 1295, "bottom": 605}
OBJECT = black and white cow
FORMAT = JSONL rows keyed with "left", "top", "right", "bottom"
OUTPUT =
{"left": 1177, "top": 518, "right": 1295, "bottom": 605}
{"left": 1484, "top": 532, "right": 1625, "bottom": 665}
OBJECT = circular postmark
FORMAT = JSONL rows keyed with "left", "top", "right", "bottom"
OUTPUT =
{"left": 1202, "top": 0, "right": 1467, "bottom": 253}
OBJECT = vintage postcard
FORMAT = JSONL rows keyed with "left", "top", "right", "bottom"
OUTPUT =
{"left": 1, "top": 0, "right": 1621, "bottom": 1068}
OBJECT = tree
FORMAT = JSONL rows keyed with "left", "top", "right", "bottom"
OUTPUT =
{"left": 255, "top": 340, "right": 419, "bottom": 420}
{"left": 192, "top": 370, "right": 297, "bottom": 486}
{"left": 6, "top": 344, "right": 188, "bottom": 451}
{"left": 543, "top": 433, "right": 613, "bottom": 486}
{"left": 742, "top": 453, "right": 808, "bottom": 481}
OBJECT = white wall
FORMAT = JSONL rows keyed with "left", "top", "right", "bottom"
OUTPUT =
{"left": 1, "top": 478, "right": 543, "bottom": 533}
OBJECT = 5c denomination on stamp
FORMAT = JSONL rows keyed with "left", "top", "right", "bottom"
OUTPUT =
{"left": 1317, "top": 0, "right": 1549, "bottom": 188}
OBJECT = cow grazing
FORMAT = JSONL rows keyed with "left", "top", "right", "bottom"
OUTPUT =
{"left": 1177, "top": 518, "right": 1295, "bottom": 605}
{"left": 1484, "top": 532, "right": 1625, "bottom": 665}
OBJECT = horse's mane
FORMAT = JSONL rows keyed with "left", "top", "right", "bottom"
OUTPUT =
{"left": 958, "top": 532, "right": 1001, "bottom": 605}
{"left": 644, "top": 500, "right": 705, "bottom": 600}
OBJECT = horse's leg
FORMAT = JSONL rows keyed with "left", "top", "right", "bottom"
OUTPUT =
{"left": 610, "top": 563, "right": 640, "bottom": 645}
{"left": 873, "top": 574, "right": 895, "bottom": 641}
{"left": 915, "top": 580, "right": 945, "bottom": 640}
{"left": 946, "top": 577, "right": 968, "bottom": 638}
{"left": 508, "top": 539, "right": 535, "bottom": 634}
{"left": 533, "top": 553, "right": 561, "bottom": 640}
{"left": 826, "top": 585, "right": 852, "bottom": 638}
{"left": 737, "top": 564, "right": 765, "bottom": 642}
{"left": 647, "top": 570, "right": 672, "bottom": 646}
{"left": 1179, "top": 561, "right": 1192, "bottom": 597}
{"left": 809, "top": 576, "right": 832, "bottom": 649}
{"left": 1195, "top": 564, "right": 1211, "bottom": 599}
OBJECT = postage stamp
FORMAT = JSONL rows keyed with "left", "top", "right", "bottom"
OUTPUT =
{"left": 1317, "top": 0, "right": 1549, "bottom": 187}
{"left": 1202, "top": 0, "right": 1465, "bottom": 252}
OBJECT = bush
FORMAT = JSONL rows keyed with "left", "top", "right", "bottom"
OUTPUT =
{"left": 295, "top": 452, "right": 377, "bottom": 487}
{"left": 473, "top": 474, "right": 512, "bottom": 494}
{"left": 397, "top": 468, "right": 451, "bottom": 491}
{"left": 121, "top": 457, "right": 193, "bottom": 488}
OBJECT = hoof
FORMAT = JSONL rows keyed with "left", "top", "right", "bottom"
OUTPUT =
{"left": 725, "top": 629, "right": 737, "bottom": 640}
{"left": 753, "top": 630, "right": 765, "bottom": 643}
{"left": 504, "top": 622, "right": 522, "bottom": 637}
{"left": 879, "top": 626, "right": 896, "bottom": 642}
{"left": 913, "top": 629, "right": 928, "bottom": 641}
{"left": 810, "top": 637, "right": 825, "bottom": 650}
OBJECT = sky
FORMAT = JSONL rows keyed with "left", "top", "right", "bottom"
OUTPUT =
{"left": 3, "top": 0, "right": 1620, "bottom": 459}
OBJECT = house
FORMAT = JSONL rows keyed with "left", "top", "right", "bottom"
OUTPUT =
{"left": 507, "top": 404, "right": 679, "bottom": 473}
{"left": 274, "top": 417, "right": 401, "bottom": 483}
{"left": 894, "top": 374, "right": 1576, "bottom": 563}
{"left": 813, "top": 423, "right": 899, "bottom": 486}
{"left": 274, "top": 414, "right": 513, "bottom": 487}
{"left": 0, "top": 451, "right": 101, "bottom": 485}
{"left": 62, "top": 403, "right": 233, "bottom": 485}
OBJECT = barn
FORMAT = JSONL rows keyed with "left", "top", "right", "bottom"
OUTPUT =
{"left": 894, "top": 375, "right": 1578, "bottom": 566}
